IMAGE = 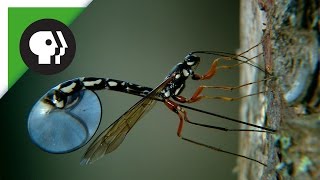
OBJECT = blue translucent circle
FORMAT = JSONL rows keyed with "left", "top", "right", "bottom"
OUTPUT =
{"left": 28, "top": 90, "right": 102, "bottom": 153}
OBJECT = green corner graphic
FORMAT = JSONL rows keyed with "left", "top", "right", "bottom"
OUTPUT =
{"left": 8, "top": 7, "right": 84, "bottom": 89}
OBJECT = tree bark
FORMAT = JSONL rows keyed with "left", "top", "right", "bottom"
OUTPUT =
{"left": 238, "top": 0, "right": 319, "bottom": 179}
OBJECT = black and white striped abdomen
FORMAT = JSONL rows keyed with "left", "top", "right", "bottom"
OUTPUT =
{"left": 43, "top": 77, "right": 153, "bottom": 109}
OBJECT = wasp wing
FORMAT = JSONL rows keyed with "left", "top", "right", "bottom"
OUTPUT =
{"left": 80, "top": 76, "right": 173, "bottom": 165}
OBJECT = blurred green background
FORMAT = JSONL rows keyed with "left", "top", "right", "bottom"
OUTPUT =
{"left": 1, "top": 0, "right": 242, "bottom": 179}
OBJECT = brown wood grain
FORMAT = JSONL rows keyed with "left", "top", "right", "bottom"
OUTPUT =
{"left": 238, "top": 0, "right": 319, "bottom": 179}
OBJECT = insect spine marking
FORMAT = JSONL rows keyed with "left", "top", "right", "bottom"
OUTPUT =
{"left": 108, "top": 81, "right": 118, "bottom": 87}
{"left": 142, "top": 90, "right": 150, "bottom": 94}
{"left": 175, "top": 84, "right": 183, "bottom": 95}
{"left": 83, "top": 79, "right": 102, "bottom": 86}
{"left": 187, "top": 61, "right": 194, "bottom": 66}
{"left": 53, "top": 95, "right": 64, "bottom": 108}
{"left": 182, "top": 69, "right": 189, "bottom": 77}
{"left": 60, "top": 82, "right": 76, "bottom": 93}
{"left": 164, "top": 90, "right": 170, "bottom": 97}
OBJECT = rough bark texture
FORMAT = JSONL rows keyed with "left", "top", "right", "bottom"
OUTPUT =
{"left": 238, "top": 0, "right": 319, "bottom": 179}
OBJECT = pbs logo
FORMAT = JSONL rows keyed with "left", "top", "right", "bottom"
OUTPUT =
{"left": 20, "top": 19, "right": 76, "bottom": 75}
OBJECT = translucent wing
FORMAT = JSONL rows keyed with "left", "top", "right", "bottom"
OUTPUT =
{"left": 80, "top": 76, "right": 173, "bottom": 165}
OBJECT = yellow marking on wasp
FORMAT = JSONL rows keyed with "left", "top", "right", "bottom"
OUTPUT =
{"left": 84, "top": 79, "right": 102, "bottom": 86}
{"left": 53, "top": 95, "right": 64, "bottom": 108}
{"left": 108, "top": 81, "right": 118, "bottom": 87}
{"left": 60, "top": 82, "right": 76, "bottom": 93}
{"left": 164, "top": 90, "right": 170, "bottom": 97}
{"left": 187, "top": 61, "right": 195, "bottom": 66}
{"left": 182, "top": 69, "right": 189, "bottom": 76}
{"left": 175, "top": 84, "right": 183, "bottom": 95}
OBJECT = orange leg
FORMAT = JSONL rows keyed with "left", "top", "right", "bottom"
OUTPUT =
{"left": 164, "top": 99, "right": 187, "bottom": 137}
{"left": 173, "top": 78, "right": 270, "bottom": 103}
{"left": 164, "top": 99, "right": 227, "bottom": 136}
{"left": 193, "top": 52, "right": 264, "bottom": 81}
{"left": 192, "top": 59, "right": 218, "bottom": 80}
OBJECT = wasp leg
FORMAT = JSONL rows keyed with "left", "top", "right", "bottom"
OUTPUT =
{"left": 164, "top": 99, "right": 271, "bottom": 134}
{"left": 173, "top": 78, "right": 270, "bottom": 103}
{"left": 163, "top": 99, "right": 267, "bottom": 166}
{"left": 180, "top": 136, "right": 267, "bottom": 166}
{"left": 174, "top": 90, "right": 264, "bottom": 103}
{"left": 192, "top": 52, "right": 263, "bottom": 81}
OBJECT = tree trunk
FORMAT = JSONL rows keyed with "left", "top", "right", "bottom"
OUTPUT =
{"left": 238, "top": 0, "right": 319, "bottom": 179}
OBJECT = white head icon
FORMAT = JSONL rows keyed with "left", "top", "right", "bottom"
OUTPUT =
{"left": 29, "top": 31, "right": 68, "bottom": 65}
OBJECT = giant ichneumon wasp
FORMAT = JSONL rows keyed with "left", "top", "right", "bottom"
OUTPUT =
{"left": 27, "top": 43, "right": 275, "bottom": 167}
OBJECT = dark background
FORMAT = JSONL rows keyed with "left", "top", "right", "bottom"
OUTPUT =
{"left": 1, "top": 0, "right": 241, "bottom": 179}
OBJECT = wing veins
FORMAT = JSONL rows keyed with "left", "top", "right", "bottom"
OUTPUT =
{"left": 81, "top": 76, "right": 173, "bottom": 165}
